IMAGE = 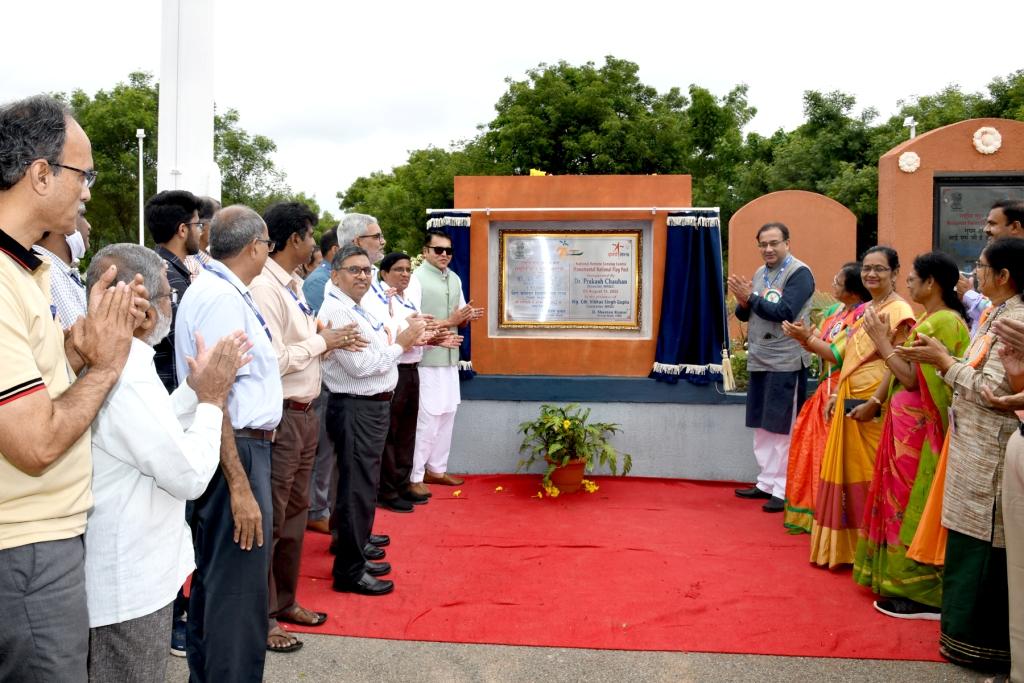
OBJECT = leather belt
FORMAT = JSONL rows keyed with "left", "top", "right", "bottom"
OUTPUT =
{"left": 284, "top": 399, "right": 313, "bottom": 412}
{"left": 398, "top": 362, "right": 419, "bottom": 368}
{"left": 340, "top": 392, "right": 393, "bottom": 402}
{"left": 234, "top": 428, "right": 276, "bottom": 443}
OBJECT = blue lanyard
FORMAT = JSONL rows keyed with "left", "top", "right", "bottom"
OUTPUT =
{"left": 202, "top": 265, "right": 272, "bottom": 341}
{"left": 284, "top": 283, "right": 313, "bottom": 317}
{"left": 373, "top": 287, "right": 417, "bottom": 313}
{"left": 327, "top": 291, "right": 385, "bottom": 331}
{"left": 762, "top": 255, "right": 793, "bottom": 290}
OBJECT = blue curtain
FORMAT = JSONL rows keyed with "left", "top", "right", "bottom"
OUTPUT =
{"left": 649, "top": 209, "right": 727, "bottom": 385}
{"left": 426, "top": 211, "right": 475, "bottom": 380}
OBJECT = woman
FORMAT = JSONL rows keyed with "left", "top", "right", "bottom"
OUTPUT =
{"left": 809, "top": 246, "right": 915, "bottom": 568}
{"left": 897, "top": 237, "right": 1024, "bottom": 672}
{"left": 851, "top": 252, "right": 970, "bottom": 618}
{"left": 781, "top": 262, "right": 870, "bottom": 533}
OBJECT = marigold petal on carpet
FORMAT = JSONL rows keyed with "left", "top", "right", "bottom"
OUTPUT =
{"left": 289, "top": 475, "right": 942, "bottom": 661}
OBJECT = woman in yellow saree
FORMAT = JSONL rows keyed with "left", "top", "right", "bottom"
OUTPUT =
{"left": 809, "top": 246, "right": 915, "bottom": 568}
{"left": 852, "top": 251, "right": 970, "bottom": 618}
{"left": 781, "top": 262, "right": 870, "bottom": 533}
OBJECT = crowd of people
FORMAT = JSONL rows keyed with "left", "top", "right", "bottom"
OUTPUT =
{"left": 0, "top": 95, "right": 482, "bottom": 682}
{"left": 729, "top": 203, "right": 1024, "bottom": 679}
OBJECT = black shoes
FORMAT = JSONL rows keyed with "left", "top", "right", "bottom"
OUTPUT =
{"left": 365, "top": 561, "right": 391, "bottom": 577}
{"left": 363, "top": 543, "right": 385, "bottom": 560}
{"left": 333, "top": 572, "right": 394, "bottom": 596}
{"left": 401, "top": 489, "right": 429, "bottom": 505}
{"left": 378, "top": 497, "right": 414, "bottom": 513}
{"left": 873, "top": 598, "right": 941, "bottom": 621}
{"left": 734, "top": 486, "right": 772, "bottom": 500}
{"left": 369, "top": 534, "right": 390, "bottom": 547}
{"left": 762, "top": 496, "right": 785, "bottom": 513}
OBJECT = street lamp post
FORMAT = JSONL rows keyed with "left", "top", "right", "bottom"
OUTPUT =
{"left": 137, "top": 129, "right": 146, "bottom": 245}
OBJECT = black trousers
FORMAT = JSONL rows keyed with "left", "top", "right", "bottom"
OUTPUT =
{"left": 379, "top": 365, "right": 419, "bottom": 501}
{"left": 328, "top": 394, "right": 390, "bottom": 582}
{"left": 186, "top": 437, "right": 272, "bottom": 683}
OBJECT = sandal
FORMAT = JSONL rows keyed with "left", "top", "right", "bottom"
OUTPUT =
{"left": 266, "top": 627, "right": 303, "bottom": 653}
{"left": 277, "top": 605, "right": 328, "bottom": 627}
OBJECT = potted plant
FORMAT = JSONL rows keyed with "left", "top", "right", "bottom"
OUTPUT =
{"left": 516, "top": 403, "right": 632, "bottom": 494}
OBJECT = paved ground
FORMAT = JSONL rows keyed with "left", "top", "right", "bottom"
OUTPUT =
{"left": 166, "top": 633, "right": 995, "bottom": 682}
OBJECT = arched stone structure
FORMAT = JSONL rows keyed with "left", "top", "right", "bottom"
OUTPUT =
{"left": 728, "top": 190, "right": 857, "bottom": 295}
{"left": 878, "top": 118, "right": 1024, "bottom": 296}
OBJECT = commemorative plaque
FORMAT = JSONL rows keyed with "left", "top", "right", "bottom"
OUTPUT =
{"left": 498, "top": 230, "right": 641, "bottom": 329}
{"left": 934, "top": 178, "right": 1024, "bottom": 270}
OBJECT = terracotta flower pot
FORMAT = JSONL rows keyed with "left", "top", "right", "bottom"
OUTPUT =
{"left": 547, "top": 457, "right": 586, "bottom": 494}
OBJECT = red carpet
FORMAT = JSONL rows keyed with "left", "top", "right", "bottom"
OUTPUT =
{"left": 289, "top": 475, "right": 943, "bottom": 661}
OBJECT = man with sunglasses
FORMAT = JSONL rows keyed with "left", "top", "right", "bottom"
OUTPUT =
{"left": 145, "top": 190, "right": 203, "bottom": 394}
{"left": 319, "top": 245, "right": 427, "bottom": 596}
{"left": 409, "top": 228, "right": 483, "bottom": 496}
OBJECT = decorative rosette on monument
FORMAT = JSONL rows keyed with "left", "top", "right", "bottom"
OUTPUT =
{"left": 425, "top": 211, "right": 475, "bottom": 380}
{"left": 649, "top": 209, "right": 732, "bottom": 387}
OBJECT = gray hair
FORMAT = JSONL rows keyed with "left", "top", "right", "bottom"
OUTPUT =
{"left": 85, "top": 243, "right": 165, "bottom": 303}
{"left": 209, "top": 205, "right": 266, "bottom": 259}
{"left": 337, "top": 213, "right": 378, "bottom": 245}
{"left": 0, "top": 95, "right": 72, "bottom": 191}
{"left": 331, "top": 244, "right": 369, "bottom": 270}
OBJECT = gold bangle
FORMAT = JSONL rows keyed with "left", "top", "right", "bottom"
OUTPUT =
{"left": 884, "top": 351, "right": 897, "bottom": 362}
{"left": 869, "top": 396, "right": 883, "bottom": 406}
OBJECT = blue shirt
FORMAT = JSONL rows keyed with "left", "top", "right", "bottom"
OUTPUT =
{"left": 173, "top": 259, "right": 283, "bottom": 431}
{"left": 302, "top": 261, "right": 331, "bottom": 315}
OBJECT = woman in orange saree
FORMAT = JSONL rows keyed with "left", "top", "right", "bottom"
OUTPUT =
{"left": 809, "top": 247, "right": 915, "bottom": 568}
{"left": 781, "top": 262, "right": 870, "bottom": 533}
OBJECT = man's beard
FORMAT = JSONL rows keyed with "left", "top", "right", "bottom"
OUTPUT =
{"left": 147, "top": 307, "right": 172, "bottom": 346}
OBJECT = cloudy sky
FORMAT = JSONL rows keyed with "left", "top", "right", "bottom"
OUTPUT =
{"left": 3, "top": 0, "right": 1020, "bottom": 214}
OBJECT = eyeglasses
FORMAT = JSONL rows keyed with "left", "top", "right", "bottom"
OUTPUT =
{"left": 429, "top": 246, "right": 454, "bottom": 256}
{"left": 358, "top": 232, "right": 385, "bottom": 242}
{"left": 254, "top": 237, "right": 275, "bottom": 252}
{"left": 388, "top": 266, "right": 413, "bottom": 274}
{"left": 340, "top": 265, "right": 373, "bottom": 276}
{"left": 861, "top": 265, "right": 892, "bottom": 274}
{"left": 757, "top": 240, "right": 785, "bottom": 250}
{"left": 974, "top": 260, "right": 993, "bottom": 271}
{"left": 50, "top": 162, "right": 98, "bottom": 189}
{"left": 186, "top": 221, "right": 207, "bottom": 231}
{"left": 153, "top": 288, "right": 178, "bottom": 305}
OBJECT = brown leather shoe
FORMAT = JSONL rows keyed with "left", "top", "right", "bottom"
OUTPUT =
{"left": 408, "top": 482, "right": 432, "bottom": 497}
{"left": 423, "top": 472, "right": 464, "bottom": 486}
{"left": 306, "top": 518, "right": 330, "bottom": 534}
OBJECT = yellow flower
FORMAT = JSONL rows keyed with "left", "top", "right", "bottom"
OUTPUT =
{"left": 562, "top": 419, "right": 571, "bottom": 429}
{"left": 453, "top": 490, "right": 462, "bottom": 497}
{"left": 494, "top": 486, "right": 504, "bottom": 492}
{"left": 582, "top": 479, "right": 600, "bottom": 493}
{"left": 535, "top": 492, "right": 543, "bottom": 499}
{"left": 542, "top": 482, "right": 561, "bottom": 498}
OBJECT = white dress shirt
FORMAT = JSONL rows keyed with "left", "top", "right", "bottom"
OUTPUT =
{"left": 174, "top": 260, "right": 283, "bottom": 430}
{"left": 33, "top": 245, "right": 86, "bottom": 330}
{"left": 85, "top": 337, "right": 223, "bottom": 627}
{"left": 361, "top": 280, "right": 423, "bottom": 365}
{"left": 317, "top": 282, "right": 404, "bottom": 396}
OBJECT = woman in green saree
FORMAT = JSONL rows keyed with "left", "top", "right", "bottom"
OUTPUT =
{"left": 852, "top": 251, "right": 970, "bottom": 618}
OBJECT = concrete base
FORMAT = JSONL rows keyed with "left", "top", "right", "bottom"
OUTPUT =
{"left": 448, "top": 400, "right": 758, "bottom": 482}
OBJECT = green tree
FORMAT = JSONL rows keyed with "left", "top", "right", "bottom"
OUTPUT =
{"left": 215, "top": 108, "right": 289, "bottom": 209}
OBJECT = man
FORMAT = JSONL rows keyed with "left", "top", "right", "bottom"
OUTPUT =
{"left": 33, "top": 212, "right": 89, "bottom": 328}
{"left": 727, "top": 222, "right": 814, "bottom": 513}
{"left": 146, "top": 189, "right": 203, "bottom": 393}
{"left": 319, "top": 245, "right": 426, "bottom": 596}
{"left": 185, "top": 195, "right": 220, "bottom": 281}
{"left": 409, "top": 228, "right": 482, "bottom": 497}
{"left": 302, "top": 227, "right": 338, "bottom": 315}
{"left": 250, "top": 202, "right": 361, "bottom": 652}
{"left": 83, "top": 244, "right": 247, "bottom": 682}
{"left": 0, "top": 94, "right": 143, "bottom": 681}
{"left": 174, "top": 205, "right": 284, "bottom": 682}
{"left": 960, "top": 199, "right": 1024, "bottom": 332}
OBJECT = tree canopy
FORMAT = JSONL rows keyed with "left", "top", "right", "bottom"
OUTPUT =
{"left": 339, "top": 56, "right": 1024, "bottom": 254}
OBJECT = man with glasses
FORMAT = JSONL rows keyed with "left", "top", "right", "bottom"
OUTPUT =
{"left": 959, "top": 199, "right": 1024, "bottom": 334}
{"left": 409, "top": 228, "right": 482, "bottom": 497}
{"left": 727, "top": 222, "right": 814, "bottom": 513}
{"left": 0, "top": 94, "right": 145, "bottom": 681}
{"left": 174, "top": 205, "right": 283, "bottom": 682}
{"left": 185, "top": 196, "right": 221, "bottom": 281}
{"left": 145, "top": 190, "right": 203, "bottom": 393}
{"left": 319, "top": 245, "right": 427, "bottom": 596}
{"left": 250, "top": 202, "right": 363, "bottom": 653}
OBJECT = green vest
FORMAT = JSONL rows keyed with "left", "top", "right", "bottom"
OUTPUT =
{"left": 416, "top": 261, "right": 463, "bottom": 367}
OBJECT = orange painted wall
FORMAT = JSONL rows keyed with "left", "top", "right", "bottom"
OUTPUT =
{"left": 878, "top": 118, "right": 1024, "bottom": 298}
{"left": 455, "top": 175, "right": 692, "bottom": 376}
{"left": 728, "top": 190, "right": 857, "bottom": 292}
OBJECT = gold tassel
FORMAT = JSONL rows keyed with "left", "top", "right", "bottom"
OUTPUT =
{"left": 721, "top": 348, "right": 736, "bottom": 392}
